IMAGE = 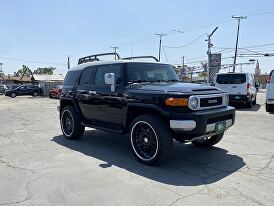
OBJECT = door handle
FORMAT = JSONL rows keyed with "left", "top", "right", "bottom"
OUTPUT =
{"left": 89, "top": 90, "right": 96, "bottom": 95}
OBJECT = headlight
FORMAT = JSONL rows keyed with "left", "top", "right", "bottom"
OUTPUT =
{"left": 223, "top": 94, "right": 229, "bottom": 106}
{"left": 188, "top": 96, "right": 199, "bottom": 110}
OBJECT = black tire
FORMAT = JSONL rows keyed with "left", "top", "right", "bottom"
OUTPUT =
{"left": 129, "top": 114, "right": 173, "bottom": 165}
{"left": 192, "top": 133, "right": 224, "bottom": 147}
{"left": 252, "top": 97, "right": 257, "bottom": 105}
{"left": 33, "top": 91, "right": 39, "bottom": 97}
{"left": 60, "top": 106, "right": 85, "bottom": 140}
{"left": 49, "top": 93, "right": 53, "bottom": 98}
{"left": 10, "top": 92, "right": 16, "bottom": 98}
{"left": 246, "top": 100, "right": 253, "bottom": 108}
{"left": 266, "top": 103, "right": 273, "bottom": 112}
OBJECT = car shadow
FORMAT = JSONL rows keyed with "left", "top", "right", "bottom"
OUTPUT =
{"left": 52, "top": 130, "right": 245, "bottom": 186}
{"left": 233, "top": 103, "right": 261, "bottom": 111}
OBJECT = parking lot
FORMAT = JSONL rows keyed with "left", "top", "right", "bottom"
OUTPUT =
{"left": 0, "top": 93, "right": 273, "bottom": 206}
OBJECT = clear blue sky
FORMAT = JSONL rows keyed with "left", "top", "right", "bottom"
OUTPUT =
{"left": 1, "top": 0, "right": 274, "bottom": 74}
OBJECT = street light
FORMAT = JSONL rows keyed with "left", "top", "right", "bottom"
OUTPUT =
{"left": 172, "top": 29, "right": 184, "bottom": 34}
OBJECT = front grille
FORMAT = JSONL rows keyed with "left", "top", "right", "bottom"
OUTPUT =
{"left": 200, "top": 97, "right": 223, "bottom": 107}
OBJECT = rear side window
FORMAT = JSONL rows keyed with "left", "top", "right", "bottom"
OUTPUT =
{"left": 216, "top": 74, "right": 246, "bottom": 84}
{"left": 79, "top": 67, "right": 96, "bottom": 85}
{"left": 63, "top": 70, "right": 81, "bottom": 86}
{"left": 95, "top": 64, "right": 121, "bottom": 85}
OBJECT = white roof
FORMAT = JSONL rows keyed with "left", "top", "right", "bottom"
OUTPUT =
{"left": 71, "top": 60, "right": 168, "bottom": 71}
{"left": 33, "top": 74, "right": 65, "bottom": 81}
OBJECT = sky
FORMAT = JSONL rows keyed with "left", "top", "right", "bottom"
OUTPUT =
{"left": 1, "top": 0, "right": 274, "bottom": 75}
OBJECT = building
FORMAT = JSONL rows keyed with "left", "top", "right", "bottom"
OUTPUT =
{"left": 32, "top": 74, "right": 65, "bottom": 96}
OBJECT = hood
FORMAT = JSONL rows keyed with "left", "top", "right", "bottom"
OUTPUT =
{"left": 127, "top": 82, "right": 223, "bottom": 94}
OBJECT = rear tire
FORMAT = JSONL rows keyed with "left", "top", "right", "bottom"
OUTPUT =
{"left": 129, "top": 114, "right": 173, "bottom": 165}
{"left": 246, "top": 100, "right": 253, "bottom": 108}
{"left": 192, "top": 133, "right": 224, "bottom": 147}
{"left": 60, "top": 106, "right": 85, "bottom": 140}
{"left": 33, "top": 91, "right": 39, "bottom": 97}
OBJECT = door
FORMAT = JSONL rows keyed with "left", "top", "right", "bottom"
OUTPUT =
{"left": 76, "top": 66, "right": 96, "bottom": 121}
{"left": 89, "top": 64, "right": 124, "bottom": 129}
{"left": 17, "top": 86, "right": 30, "bottom": 95}
{"left": 267, "top": 70, "right": 274, "bottom": 100}
{"left": 215, "top": 74, "right": 247, "bottom": 95}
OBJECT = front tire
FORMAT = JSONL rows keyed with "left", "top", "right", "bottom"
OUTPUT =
{"left": 129, "top": 115, "right": 173, "bottom": 165}
{"left": 192, "top": 133, "right": 224, "bottom": 147}
{"left": 10, "top": 93, "right": 16, "bottom": 98}
{"left": 61, "top": 106, "right": 85, "bottom": 140}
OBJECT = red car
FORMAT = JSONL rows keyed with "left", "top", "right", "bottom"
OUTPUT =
{"left": 49, "top": 85, "right": 62, "bottom": 99}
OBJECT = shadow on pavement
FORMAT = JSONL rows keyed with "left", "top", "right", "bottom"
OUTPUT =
{"left": 234, "top": 104, "right": 261, "bottom": 111}
{"left": 52, "top": 130, "right": 245, "bottom": 186}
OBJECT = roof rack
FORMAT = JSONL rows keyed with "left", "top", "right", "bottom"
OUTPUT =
{"left": 78, "top": 52, "right": 121, "bottom": 65}
{"left": 122, "top": 56, "right": 159, "bottom": 62}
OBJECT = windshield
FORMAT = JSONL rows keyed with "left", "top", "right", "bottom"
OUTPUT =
{"left": 127, "top": 63, "right": 178, "bottom": 83}
{"left": 216, "top": 74, "right": 246, "bottom": 84}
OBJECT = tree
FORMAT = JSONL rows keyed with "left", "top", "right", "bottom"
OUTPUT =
{"left": 16, "top": 65, "right": 33, "bottom": 81}
{"left": 34, "top": 67, "right": 55, "bottom": 75}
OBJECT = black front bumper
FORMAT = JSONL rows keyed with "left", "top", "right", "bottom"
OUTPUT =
{"left": 170, "top": 106, "right": 235, "bottom": 137}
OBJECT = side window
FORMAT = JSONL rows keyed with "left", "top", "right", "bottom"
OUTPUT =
{"left": 79, "top": 67, "right": 96, "bottom": 85}
{"left": 95, "top": 64, "right": 121, "bottom": 85}
{"left": 271, "top": 70, "right": 274, "bottom": 84}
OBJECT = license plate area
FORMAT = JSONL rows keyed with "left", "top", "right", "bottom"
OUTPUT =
{"left": 215, "top": 121, "right": 226, "bottom": 133}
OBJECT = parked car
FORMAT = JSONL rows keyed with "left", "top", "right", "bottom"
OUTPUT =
{"left": 5, "top": 85, "right": 42, "bottom": 98}
{"left": 0, "top": 85, "right": 8, "bottom": 95}
{"left": 49, "top": 85, "right": 62, "bottom": 99}
{"left": 214, "top": 72, "right": 257, "bottom": 108}
{"left": 266, "top": 70, "right": 274, "bottom": 112}
{"left": 58, "top": 53, "right": 235, "bottom": 165}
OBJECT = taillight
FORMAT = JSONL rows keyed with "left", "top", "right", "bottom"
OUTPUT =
{"left": 247, "top": 83, "right": 251, "bottom": 96}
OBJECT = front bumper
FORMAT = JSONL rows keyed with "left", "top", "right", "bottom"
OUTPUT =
{"left": 169, "top": 106, "right": 235, "bottom": 137}
{"left": 266, "top": 99, "right": 274, "bottom": 105}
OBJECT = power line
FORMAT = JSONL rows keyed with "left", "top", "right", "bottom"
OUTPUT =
{"left": 164, "top": 33, "right": 207, "bottom": 49}
{"left": 0, "top": 56, "right": 66, "bottom": 65}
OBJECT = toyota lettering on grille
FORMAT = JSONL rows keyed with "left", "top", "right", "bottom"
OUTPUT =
{"left": 208, "top": 99, "right": 218, "bottom": 104}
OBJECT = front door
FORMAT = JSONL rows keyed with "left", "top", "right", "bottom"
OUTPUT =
{"left": 89, "top": 64, "right": 124, "bottom": 129}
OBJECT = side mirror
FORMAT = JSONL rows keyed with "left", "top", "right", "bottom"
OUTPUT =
{"left": 104, "top": 73, "right": 115, "bottom": 92}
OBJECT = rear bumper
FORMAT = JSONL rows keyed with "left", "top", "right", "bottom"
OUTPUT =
{"left": 169, "top": 106, "right": 235, "bottom": 137}
{"left": 229, "top": 95, "right": 251, "bottom": 103}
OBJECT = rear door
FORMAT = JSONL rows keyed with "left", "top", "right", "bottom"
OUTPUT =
{"left": 76, "top": 66, "right": 96, "bottom": 121}
{"left": 215, "top": 74, "right": 247, "bottom": 95}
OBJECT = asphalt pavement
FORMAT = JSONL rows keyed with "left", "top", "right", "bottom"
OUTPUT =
{"left": 0, "top": 93, "right": 273, "bottom": 206}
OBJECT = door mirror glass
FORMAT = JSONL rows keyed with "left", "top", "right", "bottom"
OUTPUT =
{"left": 104, "top": 73, "right": 115, "bottom": 85}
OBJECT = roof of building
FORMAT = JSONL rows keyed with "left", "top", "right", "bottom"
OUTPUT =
{"left": 32, "top": 74, "right": 65, "bottom": 81}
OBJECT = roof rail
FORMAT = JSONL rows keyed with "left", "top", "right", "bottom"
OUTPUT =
{"left": 122, "top": 56, "right": 159, "bottom": 62}
{"left": 78, "top": 52, "right": 121, "bottom": 65}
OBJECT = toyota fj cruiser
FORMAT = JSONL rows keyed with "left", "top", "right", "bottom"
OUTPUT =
{"left": 59, "top": 53, "right": 235, "bottom": 165}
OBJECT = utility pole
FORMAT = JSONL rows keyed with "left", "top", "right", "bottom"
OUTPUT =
{"left": 155, "top": 33, "right": 167, "bottom": 62}
{"left": 232, "top": 16, "right": 246, "bottom": 72}
{"left": 111, "top": 46, "right": 119, "bottom": 59}
{"left": 180, "top": 56, "right": 185, "bottom": 81}
{"left": 0, "top": 63, "right": 3, "bottom": 86}
{"left": 67, "top": 57, "right": 70, "bottom": 70}
{"left": 206, "top": 27, "right": 218, "bottom": 84}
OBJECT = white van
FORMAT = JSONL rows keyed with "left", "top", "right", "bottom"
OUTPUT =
{"left": 214, "top": 73, "right": 257, "bottom": 108}
{"left": 266, "top": 70, "right": 274, "bottom": 112}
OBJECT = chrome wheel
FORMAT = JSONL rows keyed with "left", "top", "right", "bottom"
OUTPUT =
{"left": 131, "top": 121, "right": 158, "bottom": 161}
{"left": 61, "top": 110, "right": 74, "bottom": 137}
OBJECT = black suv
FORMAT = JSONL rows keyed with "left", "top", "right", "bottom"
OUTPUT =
{"left": 5, "top": 85, "right": 42, "bottom": 98}
{"left": 59, "top": 53, "right": 235, "bottom": 165}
